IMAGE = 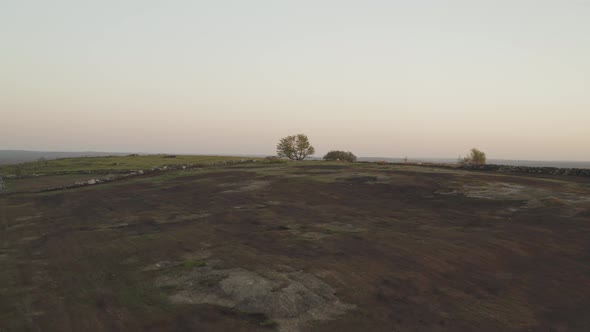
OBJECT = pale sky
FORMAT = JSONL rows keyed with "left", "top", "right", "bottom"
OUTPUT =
{"left": 1, "top": 0, "right": 589, "bottom": 160}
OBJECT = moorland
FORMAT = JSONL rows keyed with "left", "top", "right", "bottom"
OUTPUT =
{"left": 1, "top": 155, "right": 590, "bottom": 331}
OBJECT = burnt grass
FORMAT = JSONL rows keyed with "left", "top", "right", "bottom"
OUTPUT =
{"left": 1, "top": 162, "right": 590, "bottom": 331}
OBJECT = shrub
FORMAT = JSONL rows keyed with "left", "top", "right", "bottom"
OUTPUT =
{"left": 461, "top": 148, "right": 486, "bottom": 165}
{"left": 323, "top": 150, "right": 357, "bottom": 162}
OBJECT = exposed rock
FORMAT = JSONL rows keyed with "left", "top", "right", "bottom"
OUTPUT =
{"left": 157, "top": 266, "right": 355, "bottom": 332}
{"left": 42, "top": 177, "right": 115, "bottom": 192}
{"left": 441, "top": 181, "right": 590, "bottom": 216}
{"left": 220, "top": 180, "right": 270, "bottom": 193}
{"left": 143, "top": 260, "right": 178, "bottom": 271}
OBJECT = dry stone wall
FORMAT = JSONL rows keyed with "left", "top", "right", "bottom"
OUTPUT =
{"left": 459, "top": 164, "right": 590, "bottom": 177}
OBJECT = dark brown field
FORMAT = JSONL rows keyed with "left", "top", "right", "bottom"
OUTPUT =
{"left": 2, "top": 161, "right": 590, "bottom": 331}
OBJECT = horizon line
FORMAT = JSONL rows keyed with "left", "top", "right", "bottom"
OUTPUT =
{"left": 1, "top": 149, "right": 589, "bottom": 163}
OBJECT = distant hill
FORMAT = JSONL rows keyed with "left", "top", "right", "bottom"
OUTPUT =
{"left": 0, "top": 150, "right": 129, "bottom": 165}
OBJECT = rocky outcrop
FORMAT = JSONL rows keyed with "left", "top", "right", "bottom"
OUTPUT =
{"left": 157, "top": 265, "right": 355, "bottom": 332}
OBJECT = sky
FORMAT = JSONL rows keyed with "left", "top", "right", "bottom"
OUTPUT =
{"left": 1, "top": 0, "right": 589, "bottom": 160}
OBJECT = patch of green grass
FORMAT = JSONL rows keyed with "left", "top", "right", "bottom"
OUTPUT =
{"left": 259, "top": 318, "right": 278, "bottom": 328}
{"left": 118, "top": 285, "right": 169, "bottom": 313}
{"left": 0, "top": 155, "right": 263, "bottom": 176}
{"left": 1, "top": 178, "right": 14, "bottom": 192}
{"left": 183, "top": 259, "right": 207, "bottom": 268}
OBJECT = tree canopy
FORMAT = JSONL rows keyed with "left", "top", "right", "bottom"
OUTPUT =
{"left": 276, "top": 134, "right": 315, "bottom": 160}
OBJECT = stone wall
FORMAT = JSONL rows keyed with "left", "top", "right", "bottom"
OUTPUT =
{"left": 362, "top": 161, "right": 590, "bottom": 178}
{"left": 37, "top": 159, "right": 261, "bottom": 193}
{"left": 458, "top": 164, "right": 590, "bottom": 177}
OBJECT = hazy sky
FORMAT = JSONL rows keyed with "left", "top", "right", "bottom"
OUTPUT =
{"left": 2, "top": 0, "right": 589, "bottom": 160}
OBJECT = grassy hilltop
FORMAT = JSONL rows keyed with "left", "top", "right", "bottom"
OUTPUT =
{"left": 1, "top": 156, "right": 590, "bottom": 331}
{"left": 0, "top": 155, "right": 265, "bottom": 193}
{"left": 0, "top": 154, "right": 262, "bottom": 176}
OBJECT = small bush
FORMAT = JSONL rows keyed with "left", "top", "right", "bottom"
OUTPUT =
{"left": 323, "top": 151, "right": 357, "bottom": 162}
{"left": 461, "top": 148, "right": 486, "bottom": 165}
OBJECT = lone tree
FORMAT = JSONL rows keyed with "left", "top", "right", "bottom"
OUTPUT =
{"left": 323, "top": 150, "right": 357, "bottom": 162}
{"left": 462, "top": 148, "right": 486, "bottom": 165}
{"left": 276, "top": 134, "right": 315, "bottom": 160}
